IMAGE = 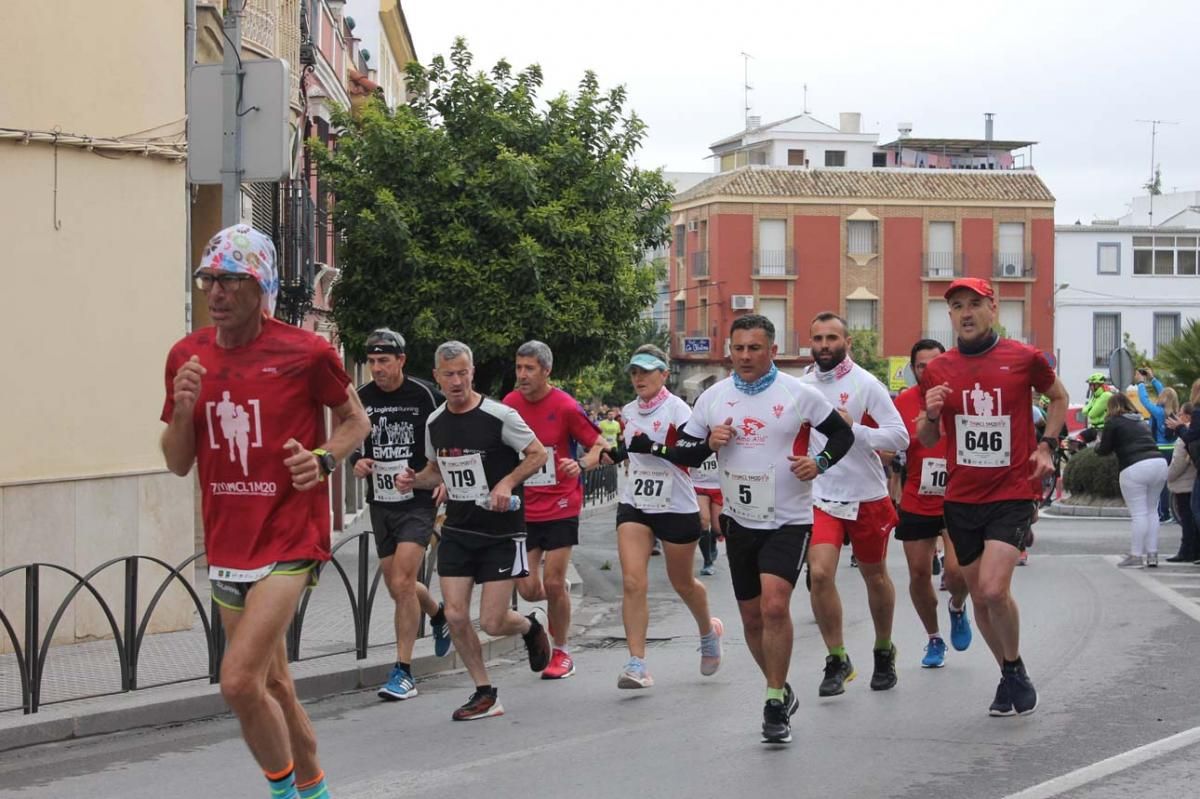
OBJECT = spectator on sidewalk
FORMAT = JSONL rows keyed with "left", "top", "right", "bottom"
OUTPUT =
{"left": 1135, "top": 367, "right": 1179, "bottom": 522}
{"left": 1166, "top": 403, "right": 1198, "bottom": 563}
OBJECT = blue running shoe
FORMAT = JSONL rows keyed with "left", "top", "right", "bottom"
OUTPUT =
{"left": 378, "top": 664, "right": 417, "bottom": 701}
{"left": 431, "top": 602, "right": 452, "bottom": 657}
{"left": 949, "top": 604, "right": 973, "bottom": 652}
{"left": 921, "top": 636, "right": 947, "bottom": 668}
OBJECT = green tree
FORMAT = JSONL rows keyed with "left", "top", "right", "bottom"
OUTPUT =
{"left": 312, "top": 39, "right": 673, "bottom": 393}
{"left": 1122, "top": 331, "right": 1153, "bottom": 371}
{"left": 1155, "top": 318, "right": 1200, "bottom": 390}
{"left": 849, "top": 329, "right": 889, "bottom": 385}
{"left": 562, "top": 318, "right": 669, "bottom": 406}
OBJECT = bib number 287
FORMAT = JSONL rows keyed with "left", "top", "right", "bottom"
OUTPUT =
{"left": 634, "top": 477, "right": 665, "bottom": 498}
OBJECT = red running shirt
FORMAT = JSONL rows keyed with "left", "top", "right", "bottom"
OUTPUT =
{"left": 894, "top": 385, "right": 948, "bottom": 516}
{"left": 503, "top": 387, "right": 601, "bottom": 522}
{"left": 161, "top": 319, "right": 352, "bottom": 569}
{"left": 919, "top": 339, "right": 1055, "bottom": 504}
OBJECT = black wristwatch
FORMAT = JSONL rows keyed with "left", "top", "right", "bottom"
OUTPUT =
{"left": 1037, "top": 437, "right": 1059, "bottom": 452}
{"left": 815, "top": 453, "right": 832, "bottom": 474}
{"left": 312, "top": 448, "right": 337, "bottom": 477}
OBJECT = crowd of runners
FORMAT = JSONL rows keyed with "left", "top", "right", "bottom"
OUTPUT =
{"left": 164, "top": 225, "right": 1070, "bottom": 797}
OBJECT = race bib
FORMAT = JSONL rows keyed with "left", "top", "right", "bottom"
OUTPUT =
{"left": 815, "top": 498, "right": 861, "bottom": 521}
{"left": 439, "top": 452, "right": 490, "bottom": 502}
{"left": 918, "top": 458, "right": 948, "bottom": 497}
{"left": 524, "top": 446, "right": 557, "bottom": 487}
{"left": 720, "top": 467, "right": 775, "bottom": 523}
{"left": 699, "top": 454, "right": 719, "bottom": 474}
{"left": 630, "top": 464, "right": 673, "bottom": 510}
{"left": 956, "top": 415, "right": 1012, "bottom": 468}
{"left": 373, "top": 460, "right": 414, "bottom": 503}
{"left": 209, "top": 563, "right": 274, "bottom": 583}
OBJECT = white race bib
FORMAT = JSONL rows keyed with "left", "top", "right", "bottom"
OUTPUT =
{"left": 815, "top": 497, "right": 861, "bottom": 521}
{"left": 918, "top": 457, "right": 948, "bottom": 497}
{"left": 439, "top": 452, "right": 490, "bottom": 501}
{"left": 955, "top": 415, "right": 1012, "bottom": 468}
{"left": 699, "top": 454, "right": 719, "bottom": 474}
{"left": 209, "top": 563, "right": 274, "bottom": 583}
{"left": 373, "top": 460, "right": 414, "bottom": 502}
{"left": 524, "top": 446, "right": 557, "bottom": 487}
{"left": 630, "top": 464, "right": 673, "bottom": 510}
{"left": 720, "top": 467, "right": 776, "bottom": 523}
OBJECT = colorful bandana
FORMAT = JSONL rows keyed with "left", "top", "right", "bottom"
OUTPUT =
{"left": 733, "top": 363, "right": 779, "bottom": 395}
{"left": 636, "top": 386, "right": 671, "bottom": 416}
{"left": 813, "top": 356, "right": 854, "bottom": 384}
{"left": 197, "top": 224, "right": 279, "bottom": 314}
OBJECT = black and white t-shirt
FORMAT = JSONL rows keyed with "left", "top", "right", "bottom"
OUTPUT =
{"left": 356, "top": 377, "right": 443, "bottom": 508}
{"left": 426, "top": 396, "right": 537, "bottom": 536}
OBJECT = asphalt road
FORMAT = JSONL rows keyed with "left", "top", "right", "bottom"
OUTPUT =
{"left": 2, "top": 511, "right": 1199, "bottom": 799}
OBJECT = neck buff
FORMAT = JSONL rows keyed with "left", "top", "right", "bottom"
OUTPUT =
{"left": 733, "top": 363, "right": 779, "bottom": 395}
{"left": 636, "top": 386, "right": 671, "bottom": 415}
{"left": 814, "top": 355, "right": 854, "bottom": 384}
{"left": 958, "top": 329, "right": 999, "bottom": 356}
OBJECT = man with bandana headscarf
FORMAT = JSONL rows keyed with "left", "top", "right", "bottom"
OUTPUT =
{"left": 159, "top": 224, "right": 370, "bottom": 799}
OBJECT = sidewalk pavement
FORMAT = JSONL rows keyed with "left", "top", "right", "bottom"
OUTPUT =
{"left": 0, "top": 502, "right": 617, "bottom": 752}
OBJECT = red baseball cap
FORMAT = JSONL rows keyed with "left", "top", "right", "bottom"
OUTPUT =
{"left": 944, "top": 277, "right": 994, "bottom": 300}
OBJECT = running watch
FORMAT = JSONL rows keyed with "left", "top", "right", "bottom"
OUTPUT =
{"left": 313, "top": 448, "right": 337, "bottom": 478}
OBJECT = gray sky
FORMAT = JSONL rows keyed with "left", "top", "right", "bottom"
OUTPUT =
{"left": 402, "top": 0, "right": 1198, "bottom": 223}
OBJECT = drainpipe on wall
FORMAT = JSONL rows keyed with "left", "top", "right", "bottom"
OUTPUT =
{"left": 184, "top": 0, "right": 196, "bottom": 332}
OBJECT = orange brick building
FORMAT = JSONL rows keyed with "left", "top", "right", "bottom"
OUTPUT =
{"left": 668, "top": 167, "right": 1056, "bottom": 396}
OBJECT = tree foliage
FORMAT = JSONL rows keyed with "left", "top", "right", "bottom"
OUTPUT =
{"left": 849, "top": 329, "right": 889, "bottom": 385}
{"left": 1156, "top": 318, "right": 1200, "bottom": 391}
{"left": 312, "top": 39, "right": 674, "bottom": 393}
{"left": 560, "top": 318, "right": 670, "bottom": 406}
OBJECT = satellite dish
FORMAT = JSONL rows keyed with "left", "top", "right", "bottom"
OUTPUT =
{"left": 1108, "top": 347, "right": 1135, "bottom": 391}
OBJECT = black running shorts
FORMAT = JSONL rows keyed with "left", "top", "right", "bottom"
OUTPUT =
{"left": 894, "top": 510, "right": 946, "bottom": 542}
{"left": 437, "top": 529, "right": 528, "bottom": 583}
{"left": 369, "top": 503, "right": 435, "bottom": 558}
{"left": 525, "top": 517, "right": 580, "bottom": 552}
{"left": 942, "top": 500, "right": 1034, "bottom": 567}
{"left": 724, "top": 518, "right": 811, "bottom": 601}
{"left": 615, "top": 503, "right": 703, "bottom": 544}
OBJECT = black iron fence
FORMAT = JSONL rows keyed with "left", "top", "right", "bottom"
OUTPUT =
{"left": 0, "top": 466, "right": 619, "bottom": 715}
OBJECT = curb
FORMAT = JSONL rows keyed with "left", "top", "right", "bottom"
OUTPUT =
{"left": 1043, "top": 503, "right": 1131, "bottom": 519}
{"left": 0, "top": 570, "right": 586, "bottom": 753}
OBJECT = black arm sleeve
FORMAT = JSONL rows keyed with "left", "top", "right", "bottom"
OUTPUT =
{"left": 652, "top": 429, "right": 714, "bottom": 468}
{"left": 813, "top": 410, "right": 855, "bottom": 468}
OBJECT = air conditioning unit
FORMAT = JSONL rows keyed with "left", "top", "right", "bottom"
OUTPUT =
{"left": 687, "top": 220, "right": 699, "bottom": 232}
{"left": 731, "top": 295, "right": 755, "bottom": 310}
{"left": 1002, "top": 262, "right": 1020, "bottom": 277}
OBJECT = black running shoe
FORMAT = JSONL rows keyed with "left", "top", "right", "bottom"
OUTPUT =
{"left": 870, "top": 644, "right": 898, "bottom": 691}
{"left": 523, "top": 612, "right": 551, "bottom": 672}
{"left": 1004, "top": 661, "right": 1038, "bottom": 715}
{"left": 762, "top": 699, "right": 792, "bottom": 743}
{"left": 783, "top": 681, "right": 799, "bottom": 717}
{"left": 988, "top": 676, "right": 1014, "bottom": 717}
{"left": 452, "top": 687, "right": 503, "bottom": 721}
{"left": 819, "top": 654, "right": 856, "bottom": 696}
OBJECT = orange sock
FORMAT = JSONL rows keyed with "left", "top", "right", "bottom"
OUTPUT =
{"left": 265, "top": 761, "right": 295, "bottom": 782}
{"left": 296, "top": 771, "right": 325, "bottom": 790}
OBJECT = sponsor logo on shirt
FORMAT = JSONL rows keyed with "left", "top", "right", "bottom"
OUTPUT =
{"left": 652, "top": 420, "right": 662, "bottom": 433}
{"left": 205, "top": 391, "right": 262, "bottom": 478}
{"left": 964, "top": 383, "right": 1003, "bottom": 416}
{"left": 839, "top": 392, "right": 850, "bottom": 406}
{"left": 211, "top": 480, "right": 278, "bottom": 496}
{"left": 772, "top": 403, "right": 784, "bottom": 419}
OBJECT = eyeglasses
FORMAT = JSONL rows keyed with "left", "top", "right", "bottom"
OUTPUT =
{"left": 195, "top": 273, "right": 255, "bottom": 292}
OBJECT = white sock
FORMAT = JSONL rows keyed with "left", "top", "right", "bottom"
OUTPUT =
{"left": 557, "top": 645, "right": 570, "bottom": 655}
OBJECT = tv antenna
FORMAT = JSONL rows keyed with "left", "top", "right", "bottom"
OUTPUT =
{"left": 740, "top": 51, "right": 753, "bottom": 127}
{"left": 1135, "top": 118, "right": 1178, "bottom": 226}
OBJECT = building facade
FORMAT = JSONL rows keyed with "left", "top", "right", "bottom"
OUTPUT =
{"left": 1055, "top": 218, "right": 1199, "bottom": 393}
{"left": 0, "top": 1, "right": 194, "bottom": 648}
{"left": 669, "top": 167, "right": 1055, "bottom": 396}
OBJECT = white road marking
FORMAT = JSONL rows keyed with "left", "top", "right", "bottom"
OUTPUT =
{"left": 1001, "top": 724, "right": 1200, "bottom": 799}
{"left": 1107, "top": 555, "right": 1200, "bottom": 624}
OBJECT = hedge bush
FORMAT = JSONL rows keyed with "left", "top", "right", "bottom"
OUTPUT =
{"left": 1063, "top": 446, "right": 1123, "bottom": 499}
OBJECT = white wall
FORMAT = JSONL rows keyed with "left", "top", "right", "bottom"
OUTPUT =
{"left": 765, "top": 136, "right": 879, "bottom": 168}
{"left": 1055, "top": 228, "right": 1200, "bottom": 393}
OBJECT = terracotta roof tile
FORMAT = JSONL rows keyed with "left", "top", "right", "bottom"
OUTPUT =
{"left": 675, "top": 166, "right": 1055, "bottom": 204}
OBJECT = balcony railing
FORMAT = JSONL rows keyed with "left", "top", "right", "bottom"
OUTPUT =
{"left": 774, "top": 332, "right": 807, "bottom": 357}
{"left": 753, "top": 248, "right": 795, "bottom": 277}
{"left": 923, "top": 252, "right": 964, "bottom": 279}
{"left": 690, "top": 251, "right": 709, "bottom": 278}
{"left": 993, "top": 253, "right": 1035, "bottom": 279}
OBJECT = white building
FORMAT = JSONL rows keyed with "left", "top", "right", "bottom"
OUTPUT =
{"left": 342, "top": 0, "right": 416, "bottom": 108}
{"left": 1054, "top": 210, "right": 1200, "bottom": 393}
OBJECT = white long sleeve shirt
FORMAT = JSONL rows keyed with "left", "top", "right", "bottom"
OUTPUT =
{"left": 801, "top": 360, "right": 909, "bottom": 502}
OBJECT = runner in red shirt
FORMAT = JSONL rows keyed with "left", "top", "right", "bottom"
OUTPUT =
{"left": 893, "top": 339, "right": 972, "bottom": 669}
{"left": 504, "top": 341, "right": 607, "bottom": 679}
{"left": 918, "top": 278, "right": 1068, "bottom": 717}
{"left": 161, "top": 224, "right": 369, "bottom": 799}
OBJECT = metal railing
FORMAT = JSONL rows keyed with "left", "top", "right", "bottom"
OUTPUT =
{"left": 753, "top": 248, "right": 795, "bottom": 277}
{"left": 690, "top": 251, "right": 709, "bottom": 278}
{"left": 993, "top": 253, "right": 1035, "bottom": 279}
{"left": 1, "top": 467, "right": 619, "bottom": 715}
{"left": 924, "top": 252, "right": 964, "bottom": 278}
